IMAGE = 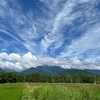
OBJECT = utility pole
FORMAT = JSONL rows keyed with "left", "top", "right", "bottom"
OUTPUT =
{"left": 78, "top": 77, "right": 80, "bottom": 83}
{"left": 71, "top": 78, "right": 73, "bottom": 83}
{"left": 94, "top": 75, "right": 96, "bottom": 84}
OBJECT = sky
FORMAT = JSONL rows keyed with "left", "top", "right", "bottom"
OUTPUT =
{"left": 0, "top": 0, "right": 100, "bottom": 71}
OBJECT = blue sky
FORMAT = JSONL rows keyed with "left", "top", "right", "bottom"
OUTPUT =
{"left": 0, "top": 0, "right": 100, "bottom": 71}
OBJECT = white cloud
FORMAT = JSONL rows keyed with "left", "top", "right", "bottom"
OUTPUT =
{"left": 0, "top": 52, "right": 100, "bottom": 72}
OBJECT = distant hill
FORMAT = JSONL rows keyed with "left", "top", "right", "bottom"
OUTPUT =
{"left": 0, "top": 68, "right": 5, "bottom": 72}
{"left": 1, "top": 66, "right": 100, "bottom": 75}
{"left": 0, "top": 68, "right": 16, "bottom": 73}
{"left": 85, "top": 69, "right": 100, "bottom": 75}
{"left": 59, "top": 69, "right": 91, "bottom": 75}
{"left": 21, "top": 66, "right": 65, "bottom": 75}
{"left": 21, "top": 66, "right": 92, "bottom": 75}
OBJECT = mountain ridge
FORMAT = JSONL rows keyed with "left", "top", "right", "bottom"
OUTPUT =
{"left": 0, "top": 66, "right": 100, "bottom": 75}
{"left": 20, "top": 66, "right": 98, "bottom": 75}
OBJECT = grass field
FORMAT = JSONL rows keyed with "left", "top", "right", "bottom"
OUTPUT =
{"left": 0, "top": 83, "right": 100, "bottom": 100}
{"left": 0, "top": 83, "right": 24, "bottom": 100}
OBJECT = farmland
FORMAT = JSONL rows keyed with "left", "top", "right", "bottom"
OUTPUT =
{"left": 0, "top": 83, "right": 100, "bottom": 100}
{"left": 0, "top": 83, "right": 24, "bottom": 100}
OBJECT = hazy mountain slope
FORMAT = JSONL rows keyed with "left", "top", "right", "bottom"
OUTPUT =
{"left": 0, "top": 68, "right": 5, "bottom": 72}
{"left": 59, "top": 69, "right": 91, "bottom": 75}
{"left": 21, "top": 66, "right": 65, "bottom": 75}
{"left": 21, "top": 66, "right": 92, "bottom": 75}
{"left": 85, "top": 69, "right": 100, "bottom": 75}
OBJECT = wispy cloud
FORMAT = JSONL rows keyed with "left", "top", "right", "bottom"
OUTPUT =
{"left": 39, "top": 0, "right": 100, "bottom": 57}
{"left": 40, "top": 0, "right": 81, "bottom": 55}
{"left": 0, "top": 0, "right": 38, "bottom": 53}
{"left": 60, "top": 24, "right": 100, "bottom": 61}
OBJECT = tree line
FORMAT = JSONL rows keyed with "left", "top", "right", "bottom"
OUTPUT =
{"left": 0, "top": 72, "right": 100, "bottom": 84}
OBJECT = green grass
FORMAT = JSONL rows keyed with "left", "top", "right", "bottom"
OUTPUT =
{"left": 0, "top": 83, "right": 25, "bottom": 100}
{"left": 31, "top": 85, "right": 100, "bottom": 100}
{"left": 0, "top": 83, "right": 100, "bottom": 100}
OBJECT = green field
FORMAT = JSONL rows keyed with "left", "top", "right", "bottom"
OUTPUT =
{"left": 0, "top": 83, "right": 100, "bottom": 100}
{"left": 0, "top": 83, "right": 24, "bottom": 100}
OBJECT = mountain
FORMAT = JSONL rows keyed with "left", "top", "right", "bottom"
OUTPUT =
{"left": 59, "top": 69, "right": 91, "bottom": 75}
{"left": 85, "top": 69, "right": 100, "bottom": 75}
{"left": 21, "top": 66, "right": 91, "bottom": 75}
{"left": 21, "top": 66, "right": 65, "bottom": 75}
{"left": 0, "top": 67, "right": 16, "bottom": 73}
{"left": 1, "top": 66, "right": 100, "bottom": 75}
{"left": 0, "top": 68, "right": 5, "bottom": 72}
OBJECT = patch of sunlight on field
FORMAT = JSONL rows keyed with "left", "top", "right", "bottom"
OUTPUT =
{"left": 31, "top": 85, "right": 100, "bottom": 100}
{"left": 0, "top": 83, "right": 25, "bottom": 100}
{"left": 21, "top": 83, "right": 100, "bottom": 100}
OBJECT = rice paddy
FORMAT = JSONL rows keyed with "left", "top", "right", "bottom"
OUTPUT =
{"left": 0, "top": 83, "right": 100, "bottom": 100}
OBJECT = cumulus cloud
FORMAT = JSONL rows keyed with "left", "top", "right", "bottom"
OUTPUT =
{"left": 0, "top": 52, "right": 100, "bottom": 72}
